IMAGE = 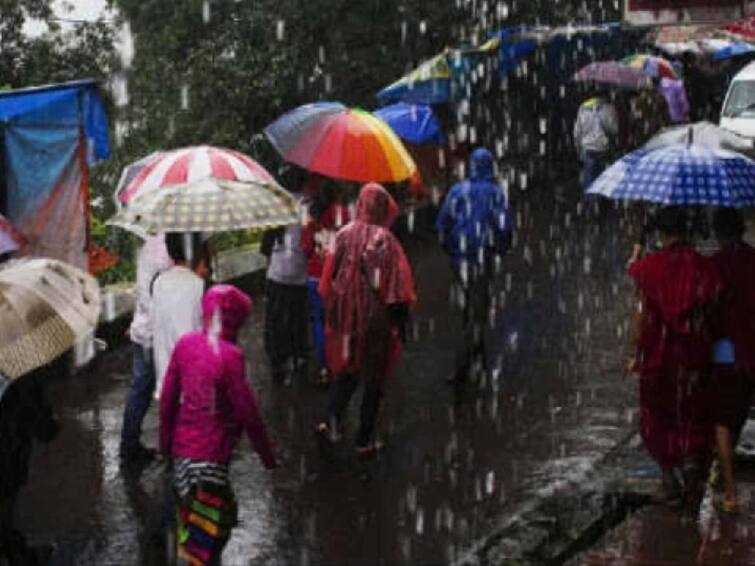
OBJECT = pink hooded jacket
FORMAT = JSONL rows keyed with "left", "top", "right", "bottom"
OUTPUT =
{"left": 159, "top": 285, "right": 276, "bottom": 468}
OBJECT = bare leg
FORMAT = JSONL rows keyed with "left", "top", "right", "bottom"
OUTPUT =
{"left": 715, "top": 424, "right": 737, "bottom": 506}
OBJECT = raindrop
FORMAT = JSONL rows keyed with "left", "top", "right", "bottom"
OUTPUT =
{"left": 419, "top": 20, "right": 427, "bottom": 35}
{"left": 202, "top": 0, "right": 211, "bottom": 23}
{"left": 180, "top": 84, "right": 190, "bottom": 110}
{"left": 416, "top": 508, "right": 425, "bottom": 535}
{"left": 485, "top": 471, "right": 495, "bottom": 495}
{"left": 276, "top": 19, "right": 285, "bottom": 41}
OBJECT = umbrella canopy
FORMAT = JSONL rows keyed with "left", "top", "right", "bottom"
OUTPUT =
{"left": 588, "top": 143, "right": 755, "bottom": 207}
{"left": 374, "top": 102, "right": 445, "bottom": 145}
{"left": 0, "top": 214, "right": 26, "bottom": 256}
{"left": 0, "top": 258, "right": 100, "bottom": 379}
{"left": 573, "top": 61, "right": 650, "bottom": 89}
{"left": 113, "top": 151, "right": 163, "bottom": 207}
{"left": 377, "top": 52, "right": 454, "bottom": 105}
{"left": 713, "top": 42, "right": 755, "bottom": 62}
{"left": 622, "top": 54, "right": 679, "bottom": 80}
{"left": 645, "top": 122, "right": 754, "bottom": 152}
{"left": 264, "top": 102, "right": 417, "bottom": 183}
{"left": 722, "top": 15, "right": 755, "bottom": 41}
{"left": 108, "top": 177, "right": 300, "bottom": 236}
{"left": 117, "top": 145, "right": 275, "bottom": 205}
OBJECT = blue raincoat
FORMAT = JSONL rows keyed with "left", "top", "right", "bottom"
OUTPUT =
{"left": 436, "top": 148, "right": 512, "bottom": 268}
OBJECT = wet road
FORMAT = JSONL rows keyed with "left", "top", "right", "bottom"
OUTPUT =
{"left": 16, "top": 182, "right": 640, "bottom": 565}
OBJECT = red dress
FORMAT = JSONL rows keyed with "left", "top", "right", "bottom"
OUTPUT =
{"left": 319, "top": 184, "right": 416, "bottom": 381}
{"left": 629, "top": 243, "right": 722, "bottom": 468}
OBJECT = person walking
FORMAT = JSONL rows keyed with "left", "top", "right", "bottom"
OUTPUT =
{"left": 120, "top": 234, "right": 173, "bottom": 464}
{"left": 152, "top": 233, "right": 211, "bottom": 400}
{"left": 315, "top": 183, "right": 416, "bottom": 457}
{"left": 627, "top": 206, "right": 721, "bottom": 511}
{"left": 436, "top": 148, "right": 512, "bottom": 389}
{"left": 627, "top": 80, "right": 670, "bottom": 150}
{"left": 160, "top": 284, "right": 276, "bottom": 565}
{"left": 709, "top": 208, "right": 755, "bottom": 513}
{"left": 0, "top": 362, "right": 60, "bottom": 565}
{"left": 261, "top": 196, "right": 309, "bottom": 384}
{"left": 573, "top": 91, "right": 619, "bottom": 191}
{"left": 302, "top": 184, "right": 350, "bottom": 386}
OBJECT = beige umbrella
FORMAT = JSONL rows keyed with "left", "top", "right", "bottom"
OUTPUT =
{"left": 108, "top": 177, "right": 300, "bottom": 236}
{"left": 0, "top": 258, "right": 101, "bottom": 379}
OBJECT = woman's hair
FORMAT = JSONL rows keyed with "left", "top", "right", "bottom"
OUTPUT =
{"left": 654, "top": 206, "right": 688, "bottom": 238}
{"left": 165, "top": 232, "right": 210, "bottom": 267}
{"left": 713, "top": 207, "right": 745, "bottom": 240}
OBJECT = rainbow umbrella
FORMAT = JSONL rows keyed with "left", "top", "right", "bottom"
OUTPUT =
{"left": 622, "top": 54, "right": 679, "bottom": 80}
{"left": 264, "top": 102, "right": 417, "bottom": 183}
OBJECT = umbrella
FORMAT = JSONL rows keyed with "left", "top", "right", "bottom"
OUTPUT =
{"left": 588, "top": 143, "right": 755, "bottom": 207}
{"left": 0, "top": 258, "right": 100, "bottom": 379}
{"left": 113, "top": 151, "right": 163, "bottom": 207}
{"left": 264, "top": 102, "right": 417, "bottom": 183}
{"left": 116, "top": 145, "right": 275, "bottom": 205}
{"left": 0, "top": 213, "right": 26, "bottom": 256}
{"left": 644, "top": 122, "right": 754, "bottom": 152}
{"left": 573, "top": 61, "right": 650, "bottom": 89}
{"left": 377, "top": 52, "right": 454, "bottom": 106}
{"left": 722, "top": 15, "right": 755, "bottom": 41}
{"left": 713, "top": 42, "right": 755, "bottom": 61}
{"left": 622, "top": 54, "right": 680, "bottom": 80}
{"left": 374, "top": 102, "right": 445, "bottom": 145}
{"left": 108, "top": 177, "right": 300, "bottom": 236}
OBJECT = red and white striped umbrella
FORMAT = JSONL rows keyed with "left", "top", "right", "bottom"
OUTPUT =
{"left": 116, "top": 145, "right": 275, "bottom": 205}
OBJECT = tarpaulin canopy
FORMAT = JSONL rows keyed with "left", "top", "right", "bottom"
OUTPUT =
{"left": 0, "top": 79, "right": 111, "bottom": 270}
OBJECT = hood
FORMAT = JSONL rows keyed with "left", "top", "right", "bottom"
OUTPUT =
{"left": 202, "top": 284, "right": 252, "bottom": 343}
{"left": 356, "top": 183, "right": 400, "bottom": 228}
{"left": 469, "top": 148, "right": 495, "bottom": 182}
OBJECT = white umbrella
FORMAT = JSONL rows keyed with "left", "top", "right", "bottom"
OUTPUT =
{"left": 108, "top": 177, "right": 300, "bottom": 236}
{"left": 0, "top": 258, "right": 101, "bottom": 379}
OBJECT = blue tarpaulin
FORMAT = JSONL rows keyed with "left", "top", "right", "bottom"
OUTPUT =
{"left": 0, "top": 79, "right": 111, "bottom": 269}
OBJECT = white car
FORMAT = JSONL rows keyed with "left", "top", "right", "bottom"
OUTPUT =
{"left": 721, "top": 61, "right": 755, "bottom": 139}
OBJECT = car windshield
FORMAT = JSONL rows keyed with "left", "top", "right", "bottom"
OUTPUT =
{"left": 723, "top": 80, "right": 755, "bottom": 118}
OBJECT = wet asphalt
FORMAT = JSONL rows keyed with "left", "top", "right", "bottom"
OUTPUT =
{"left": 15, "top": 181, "right": 641, "bottom": 565}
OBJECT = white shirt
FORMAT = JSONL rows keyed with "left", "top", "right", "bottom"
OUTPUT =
{"left": 573, "top": 97, "right": 619, "bottom": 155}
{"left": 129, "top": 234, "right": 173, "bottom": 348}
{"left": 151, "top": 266, "right": 204, "bottom": 399}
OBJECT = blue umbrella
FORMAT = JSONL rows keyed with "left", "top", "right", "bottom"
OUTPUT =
{"left": 588, "top": 144, "right": 755, "bottom": 207}
{"left": 374, "top": 102, "right": 445, "bottom": 145}
{"left": 713, "top": 42, "right": 755, "bottom": 61}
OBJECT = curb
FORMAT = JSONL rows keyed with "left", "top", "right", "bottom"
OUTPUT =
{"left": 454, "top": 431, "right": 653, "bottom": 566}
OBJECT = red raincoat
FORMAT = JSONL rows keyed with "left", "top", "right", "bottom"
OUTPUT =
{"left": 629, "top": 242, "right": 722, "bottom": 468}
{"left": 319, "top": 183, "right": 416, "bottom": 381}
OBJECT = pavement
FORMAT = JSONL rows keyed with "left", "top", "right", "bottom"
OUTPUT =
{"left": 11, "top": 184, "right": 753, "bottom": 565}
{"left": 570, "top": 423, "right": 755, "bottom": 566}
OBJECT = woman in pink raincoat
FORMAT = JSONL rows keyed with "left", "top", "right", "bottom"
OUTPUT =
{"left": 160, "top": 285, "right": 276, "bottom": 565}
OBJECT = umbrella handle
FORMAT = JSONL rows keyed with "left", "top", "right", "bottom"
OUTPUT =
{"left": 687, "top": 126, "right": 693, "bottom": 147}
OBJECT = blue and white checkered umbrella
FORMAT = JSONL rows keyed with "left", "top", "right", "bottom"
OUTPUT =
{"left": 587, "top": 144, "right": 755, "bottom": 207}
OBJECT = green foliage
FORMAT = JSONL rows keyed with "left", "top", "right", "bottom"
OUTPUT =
{"left": 1, "top": 0, "right": 621, "bottom": 285}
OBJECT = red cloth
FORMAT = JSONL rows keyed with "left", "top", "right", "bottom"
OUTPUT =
{"left": 629, "top": 243, "right": 722, "bottom": 468}
{"left": 319, "top": 183, "right": 416, "bottom": 381}
{"left": 711, "top": 241, "right": 755, "bottom": 369}
{"left": 301, "top": 203, "right": 350, "bottom": 279}
{"left": 159, "top": 285, "right": 276, "bottom": 468}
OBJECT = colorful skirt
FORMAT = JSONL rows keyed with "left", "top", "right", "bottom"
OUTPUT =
{"left": 173, "top": 458, "right": 237, "bottom": 566}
